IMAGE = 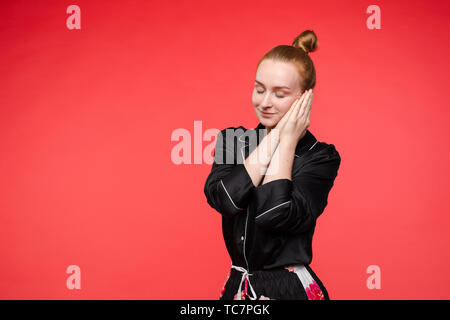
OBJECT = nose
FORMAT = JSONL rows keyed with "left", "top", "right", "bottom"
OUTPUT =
{"left": 260, "top": 92, "right": 273, "bottom": 108}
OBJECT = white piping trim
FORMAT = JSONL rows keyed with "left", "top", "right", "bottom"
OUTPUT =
{"left": 238, "top": 134, "right": 248, "bottom": 145}
{"left": 238, "top": 134, "right": 250, "bottom": 163}
{"left": 255, "top": 200, "right": 291, "bottom": 220}
{"left": 220, "top": 179, "right": 244, "bottom": 211}
{"left": 240, "top": 147, "right": 246, "bottom": 164}
{"left": 243, "top": 207, "right": 250, "bottom": 270}
{"left": 295, "top": 139, "right": 319, "bottom": 158}
{"left": 309, "top": 140, "right": 318, "bottom": 150}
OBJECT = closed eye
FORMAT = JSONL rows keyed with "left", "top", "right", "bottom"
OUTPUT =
{"left": 256, "top": 90, "right": 285, "bottom": 98}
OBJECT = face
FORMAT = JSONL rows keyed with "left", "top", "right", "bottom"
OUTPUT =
{"left": 252, "top": 59, "right": 305, "bottom": 129}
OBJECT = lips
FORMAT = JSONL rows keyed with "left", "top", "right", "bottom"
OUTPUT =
{"left": 261, "top": 111, "right": 275, "bottom": 116}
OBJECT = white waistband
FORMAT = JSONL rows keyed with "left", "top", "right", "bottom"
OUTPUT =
{"left": 230, "top": 263, "right": 318, "bottom": 300}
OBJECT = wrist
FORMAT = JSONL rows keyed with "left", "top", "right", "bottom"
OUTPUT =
{"left": 279, "top": 138, "right": 297, "bottom": 152}
{"left": 267, "top": 128, "right": 281, "bottom": 145}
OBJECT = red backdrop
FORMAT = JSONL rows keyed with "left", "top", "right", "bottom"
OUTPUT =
{"left": 1, "top": 0, "right": 449, "bottom": 299}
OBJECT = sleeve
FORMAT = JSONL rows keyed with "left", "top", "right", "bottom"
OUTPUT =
{"left": 203, "top": 129, "right": 256, "bottom": 217}
{"left": 252, "top": 144, "right": 341, "bottom": 235}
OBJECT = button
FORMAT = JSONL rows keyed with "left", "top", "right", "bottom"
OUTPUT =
{"left": 241, "top": 236, "right": 244, "bottom": 241}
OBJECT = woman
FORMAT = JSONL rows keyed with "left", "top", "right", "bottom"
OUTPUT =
{"left": 204, "top": 30, "right": 341, "bottom": 300}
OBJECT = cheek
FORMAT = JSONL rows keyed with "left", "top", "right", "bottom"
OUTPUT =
{"left": 252, "top": 92, "right": 261, "bottom": 106}
{"left": 277, "top": 100, "right": 292, "bottom": 114}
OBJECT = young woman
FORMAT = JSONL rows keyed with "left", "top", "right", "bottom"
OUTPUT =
{"left": 204, "top": 30, "right": 341, "bottom": 300}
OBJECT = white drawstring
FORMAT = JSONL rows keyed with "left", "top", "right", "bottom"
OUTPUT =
{"left": 231, "top": 264, "right": 258, "bottom": 300}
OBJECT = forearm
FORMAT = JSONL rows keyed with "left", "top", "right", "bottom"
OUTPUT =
{"left": 244, "top": 130, "right": 280, "bottom": 187}
{"left": 262, "top": 139, "right": 296, "bottom": 184}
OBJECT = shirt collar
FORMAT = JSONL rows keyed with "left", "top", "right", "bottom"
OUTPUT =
{"left": 254, "top": 122, "right": 318, "bottom": 158}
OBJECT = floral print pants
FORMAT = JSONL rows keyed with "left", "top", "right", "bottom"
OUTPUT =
{"left": 219, "top": 263, "right": 328, "bottom": 300}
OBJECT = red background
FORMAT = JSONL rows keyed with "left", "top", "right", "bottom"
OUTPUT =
{"left": 1, "top": 0, "right": 449, "bottom": 299}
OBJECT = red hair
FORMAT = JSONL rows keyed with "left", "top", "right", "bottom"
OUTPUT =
{"left": 256, "top": 30, "right": 319, "bottom": 91}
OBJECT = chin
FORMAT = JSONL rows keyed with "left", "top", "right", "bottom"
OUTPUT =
{"left": 260, "top": 118, "right": 277, "bottom": 129}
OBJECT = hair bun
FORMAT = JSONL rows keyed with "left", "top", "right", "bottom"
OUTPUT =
{"left": 292, "top": 30, "right": 318, "bottom": 54}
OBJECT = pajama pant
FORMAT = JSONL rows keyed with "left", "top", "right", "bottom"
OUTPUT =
{"left": 219, "top": 263, "right": 329, "bottom": 300}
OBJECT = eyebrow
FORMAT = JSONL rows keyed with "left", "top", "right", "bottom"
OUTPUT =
{"left": 255, "top": 80, "right": 291, "bottom": 90}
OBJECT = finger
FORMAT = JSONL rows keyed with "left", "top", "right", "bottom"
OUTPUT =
{"left": 275, "top": 97, "right": 299, "bottom": 130}
{"left": 304, "top": 94, "right": 312, "bottom": 124}
{"left": 288, "top": 98, "right": 302, "bottom": 124}
{"left": 283, "top": 95, "right": 302, "bottom": 122}
{"left": 289, "top": 96, "right": 302, "bottom": 119}
{"left": 278, "top": 98, "right": 297, "bottom": 126}
{"left": 295, "top": 90, "right": 309, "bottom": 114}
{"left": 296, "top": 90, "right": 311, "bottom": 119}
{"left": 287, "top": 97, "right": 300, "bottom": 115}
{"left": 303, "top": 91, "right": 313, "bottom": 120}
{"left": 280, "top": 89, "right": 308, "bottom": 129}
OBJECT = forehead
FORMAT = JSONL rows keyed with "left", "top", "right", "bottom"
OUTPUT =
{"left": 255, "top": 59, "right": 300, "bottom": 88}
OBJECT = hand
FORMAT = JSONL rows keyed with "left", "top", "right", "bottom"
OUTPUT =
{"left": 272, "top": 92, "right": 303, "bottom": 139}
{"left": 277, "top": 88, "right": 313, "bottom": 146}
